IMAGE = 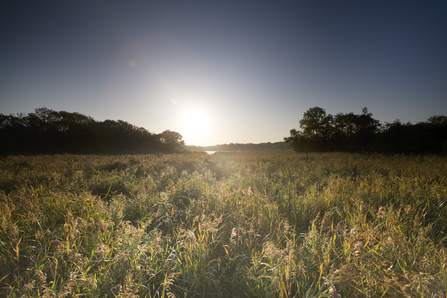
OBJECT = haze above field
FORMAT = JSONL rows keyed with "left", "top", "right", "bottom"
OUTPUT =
{"left": 1, "top": 1, "right": 446, "bottom": 146}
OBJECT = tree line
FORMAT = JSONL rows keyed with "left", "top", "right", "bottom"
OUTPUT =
{"left": 0, "top": 108, "right": 185, "bottom": 155}
{"left": 285, "top": 107, "right": 447, "bottom": 156}
{"left": 186, "top": 142, "right": 291, "bottom": 152}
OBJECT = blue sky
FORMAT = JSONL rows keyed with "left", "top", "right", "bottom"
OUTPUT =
{"left": 1, "top": 0, "right": 446, "bottom": 146}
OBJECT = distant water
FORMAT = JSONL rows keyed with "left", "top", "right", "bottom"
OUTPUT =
{"left": 205, "top": 151, "right": 217, "bottom": 154}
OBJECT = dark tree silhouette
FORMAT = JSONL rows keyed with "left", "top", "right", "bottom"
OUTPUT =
{"left": 373, "top": 119, "right": 447, "bottom": 154}
{"left": 0, "top": 108, "right": 185, "bottom": 155}
{"left": 332, "top": 107, "right": 380, "bottom": 152}
{"left": 428, "top": 115, "right": 447, "bottom": 125}
{"left": 158, "top": 130, "right": 185, "bottom": 153}
{"left": 285, "top": 107, "right": 335, "bottom": 155}
{"left": 284, "top": 129, "right": 313, "bottom": 158}
{"left": 284, "top": 106, "right": 447, "bottom": 155}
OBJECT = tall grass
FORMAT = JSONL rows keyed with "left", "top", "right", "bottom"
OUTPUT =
{"left": 0, "top": 152, "right": 446, "bottom": 297}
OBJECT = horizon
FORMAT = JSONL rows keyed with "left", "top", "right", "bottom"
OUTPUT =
{"left": 3, "top": 105, "right": 443, "bottom": 148}
{"left": 1, "top": 1, "right": 446, "bottom": 146}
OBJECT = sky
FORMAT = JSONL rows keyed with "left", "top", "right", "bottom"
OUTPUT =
{"left": 1, "top": 0, "right": 446, "bottom": 146}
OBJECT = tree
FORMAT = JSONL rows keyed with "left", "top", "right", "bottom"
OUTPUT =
{"left": 284, "top": 128, "right": 314, "bottom": 159}
{"left": 298, "top": 107, "right": 334, "bottom": 152}
{"left": 299, "top": 107, "right": 330, "bottom": 139}
{"left": 428, "top": 115, "right": 447, "bottom": 125}
{"left": 355, "top": 107, "right": 380, "bottom": 151}
{"left": 333, "top": 108, "right": 380, "bottom": 151}
{"left": 158, "top": 130, "right": 185, "bottom": 152}
{"left": 287, "top": 106, "right": 380, "bottom": 154}
{"left": 0, "top": 108, "right": 186, "bottom": 155}
{"left": 284, "top": 107, "right": 332, "bottom": 157}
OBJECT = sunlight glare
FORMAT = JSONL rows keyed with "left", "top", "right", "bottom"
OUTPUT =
{"left": 181, "top": 108, "right": 210, "bottom": 144}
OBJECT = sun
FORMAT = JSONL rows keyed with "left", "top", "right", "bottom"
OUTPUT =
{"left": 181, "top": 108, "right": 210, "bottom": 143}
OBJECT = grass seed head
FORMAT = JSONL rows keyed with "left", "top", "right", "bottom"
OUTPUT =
{"left": 377, "top": 206, "right": 386, "bottom": 219}
{"left": 329, "top": 284, "right": 341, "bottom": 298}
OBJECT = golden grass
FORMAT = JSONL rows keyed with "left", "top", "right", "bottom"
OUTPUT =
{"left": 0, "top": 152, "right": 446, "bottom": 297}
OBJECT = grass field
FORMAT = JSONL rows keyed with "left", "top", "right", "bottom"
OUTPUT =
{"left": 1, "top": 152, "right": 446, "bottom": 297}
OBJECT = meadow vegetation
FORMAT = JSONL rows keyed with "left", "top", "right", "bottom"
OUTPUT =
{"left": 1, "top": 152, "right": 446, "bottom": 297}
